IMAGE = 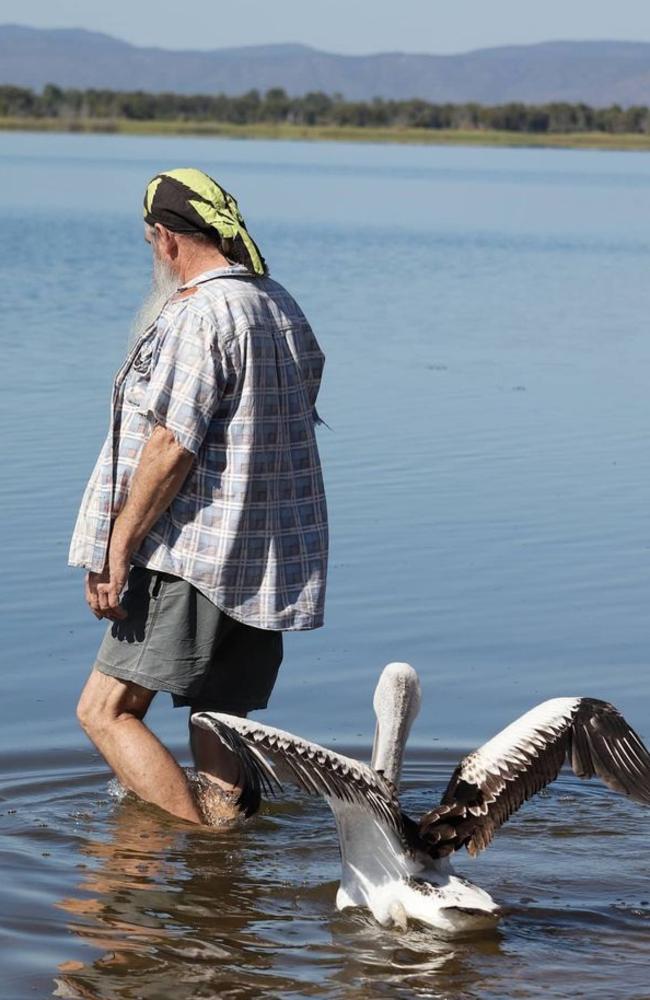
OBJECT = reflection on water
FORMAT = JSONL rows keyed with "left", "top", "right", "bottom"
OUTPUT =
{"left": 1, "top": 746, "right": 648, "bottom": 1000}
{"left": 42, "top": 760, "right": 501, "bottom": 1000}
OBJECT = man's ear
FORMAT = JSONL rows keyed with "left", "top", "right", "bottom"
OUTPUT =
{"left": 154, "top": 224, "right": 179, "bottom": 260}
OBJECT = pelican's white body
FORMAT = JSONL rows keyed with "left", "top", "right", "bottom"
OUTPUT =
{"left": 342, "top": 663, "right": 500, "bottom": 932}
{"left": 331, "top": 802, "right": 500, "bottom": 934}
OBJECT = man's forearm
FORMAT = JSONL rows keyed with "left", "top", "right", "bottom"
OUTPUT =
{"left": 110, "top": 425, "right": 195, "bottom": 561}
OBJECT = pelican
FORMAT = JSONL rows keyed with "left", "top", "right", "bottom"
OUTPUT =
{"left": 191, "top": 662, "right": 650, "bottom": 935}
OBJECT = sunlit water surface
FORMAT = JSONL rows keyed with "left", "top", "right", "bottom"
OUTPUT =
{"left": 1, "top": 133, "right": 650, "bottom": 998}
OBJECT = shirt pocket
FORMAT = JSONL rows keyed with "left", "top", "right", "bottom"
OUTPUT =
{"left": 123, "top": 342, "right": 154, "bottom": 408}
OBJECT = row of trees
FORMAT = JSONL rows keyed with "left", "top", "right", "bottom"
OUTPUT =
{"left": 2, "top": 84, "right": 650, "bottom": 134}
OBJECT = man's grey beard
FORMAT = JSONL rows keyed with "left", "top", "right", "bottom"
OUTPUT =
{"left": 130, "top": 254, "right": 179, "bottom": 343}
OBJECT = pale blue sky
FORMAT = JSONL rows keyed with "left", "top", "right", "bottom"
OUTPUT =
{"left": 4, "top": 0, "right": 650, "bottom": 54}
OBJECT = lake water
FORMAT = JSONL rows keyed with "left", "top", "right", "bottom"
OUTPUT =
{"left": 1, "top": 132, "right": 649, "bottom": 999}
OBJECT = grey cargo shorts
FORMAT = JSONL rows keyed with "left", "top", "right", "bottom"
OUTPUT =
{"left": 95, "top": 566, "right": 283, "bottom": 713}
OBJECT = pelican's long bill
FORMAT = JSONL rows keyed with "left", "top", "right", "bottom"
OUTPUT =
{"left": 370, "top": 662, "right": 422, "bottom": 788}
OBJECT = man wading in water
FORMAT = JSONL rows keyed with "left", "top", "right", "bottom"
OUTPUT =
{"left": 70, "top": 168, "right": 328, "bottom": 824}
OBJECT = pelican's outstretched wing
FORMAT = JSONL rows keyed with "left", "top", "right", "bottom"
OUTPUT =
{"left": 191, "top": 712, "right": 405, "bottom": 833}
{"left": 419, "top": 698, "right": 650, "bottom": 858}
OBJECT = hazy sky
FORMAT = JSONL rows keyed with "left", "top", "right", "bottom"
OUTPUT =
{"left": 4, "top": 0, "right": 650, "bottom": 53}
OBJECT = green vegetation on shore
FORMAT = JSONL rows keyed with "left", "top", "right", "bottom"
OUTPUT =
{"left": 4, "top": 84, "right": 650, "bottom": 150}
{"left": 5, "top": 116, "right": 650, "bottom": 150}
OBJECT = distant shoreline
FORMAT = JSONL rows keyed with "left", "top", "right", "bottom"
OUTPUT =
{"left": 3, "top": 117, "right": 650, "bottom": 151}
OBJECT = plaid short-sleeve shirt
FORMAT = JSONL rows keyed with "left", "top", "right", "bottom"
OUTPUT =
{"left": 69, "top": 265, "right": 328, "bottom": 631}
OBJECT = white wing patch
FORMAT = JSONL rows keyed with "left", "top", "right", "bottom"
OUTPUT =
{"left": 461, "top": 698, "right": 581, "bottom": 787}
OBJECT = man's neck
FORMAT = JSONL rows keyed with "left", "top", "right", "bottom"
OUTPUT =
{"left": 178, "top": 249, "right": 232, "bottom": 285}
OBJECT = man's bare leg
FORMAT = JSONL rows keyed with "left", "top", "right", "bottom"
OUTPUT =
{"left": 189, "top": 716, "right": 249, "bottom": 824}
{"left": 189, "top": 721, "right": 243, "bottom": 793}
{"left": 77, "top": 669, "right": 203, "bottom": 824}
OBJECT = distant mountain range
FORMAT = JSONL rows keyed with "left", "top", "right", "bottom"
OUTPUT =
{"left": 4, "top": 25, "right": 650, "bottom": 106}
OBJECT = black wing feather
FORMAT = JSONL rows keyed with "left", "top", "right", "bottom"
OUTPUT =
{"left": 193, "top": 714, "right": 283, "bottom": 817}
{"left": 571, "top": 701, "right": 650, "bottom": 800}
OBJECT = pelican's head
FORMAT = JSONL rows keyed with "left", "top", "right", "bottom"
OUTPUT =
{"left": 371, "top": 662, "right": 422, "bottom": 788}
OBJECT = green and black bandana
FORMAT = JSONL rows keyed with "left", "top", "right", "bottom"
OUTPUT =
{"left": 143, "top": 167, "right": 267, "bottom": 275}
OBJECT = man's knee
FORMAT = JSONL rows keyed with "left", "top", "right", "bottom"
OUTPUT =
{"left": 77, "top": 668, "right": 154, "bottom": 737}
{"left": 76, "top": 690, "right": 94, "bottom": 735}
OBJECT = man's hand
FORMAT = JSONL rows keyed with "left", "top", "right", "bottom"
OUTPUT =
{"left": 85, "top": 425, "right": 194, "bottom": 622}
{"left": 85, "top": 550, "right": 130, "bottom": 621}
